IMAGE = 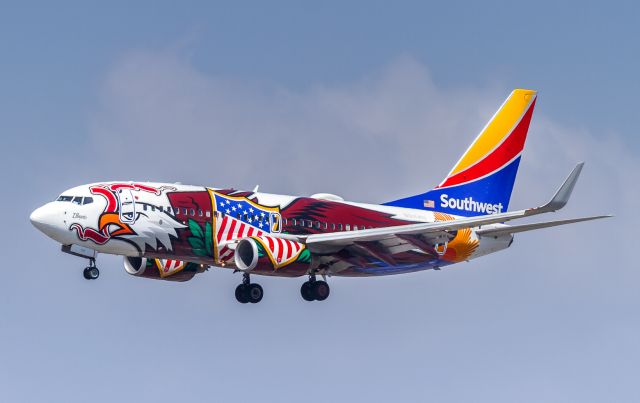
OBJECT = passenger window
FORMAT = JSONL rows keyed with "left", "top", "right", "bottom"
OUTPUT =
{"left": 190, "top": 208, "right": 195, "bottom": 216}
{"left": 331, "top": 223, "right": 335, "bottom": 231}
{"left": 307, "top": 220, "right": 313, "bottom": 228}
{"left": 143, "top": 204, "right": 147, "bottom": 211}
{"left": 315, "top": 221, "right": 321, "bottom": 229}
{"left": 183, "top": 208, "right": 188, "bottom": 215}
{"left": 198, "top": 210, "right": 203, "bottom": 217}
{"left": 345, "top": 224, "right": 351, "bottom": 231}
{"left": 283, "top": 218, "right": 288, "bottom": 226}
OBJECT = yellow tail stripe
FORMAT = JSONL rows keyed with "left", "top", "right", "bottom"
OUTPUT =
{"left": 449, "top": 89, "right": 537, "bottom": 176}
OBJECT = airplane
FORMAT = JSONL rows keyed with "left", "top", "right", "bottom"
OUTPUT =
{"left": 30, "top": 89, "right": 609, "bottom": 304}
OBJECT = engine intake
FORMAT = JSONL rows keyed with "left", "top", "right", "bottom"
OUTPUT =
{"left": 233, "top": 236, "right": 311, "bottom": 274}
{"left": 235, "top": 238, "right": 259, "bottom": 271}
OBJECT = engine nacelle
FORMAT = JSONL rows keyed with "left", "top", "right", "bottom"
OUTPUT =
{"left": 234, "top": 236, "right": 311, "bottom": 274}
{"left": 124, "top": 257, "right": 204, "bottom": 282}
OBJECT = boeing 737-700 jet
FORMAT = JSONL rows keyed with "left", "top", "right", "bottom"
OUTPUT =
{"left": 30, "top": 89, "right": 609, "bottom": 304}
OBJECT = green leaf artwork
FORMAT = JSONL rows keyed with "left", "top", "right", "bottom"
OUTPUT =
{"left": 296, "top": 248, "right": 311, "bottom": 264}
{"left": 187, "top": 219, "right": 210, "bottom": 257}
{"left": 204, "top": 222, "right": 213, "bottom": 256}
{"left": 256, "top": 241, "right": 266, "bottom": 258}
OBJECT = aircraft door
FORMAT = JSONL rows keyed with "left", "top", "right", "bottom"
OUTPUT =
{"left": 270, "top": 212, "right": 282, "bottom": 233}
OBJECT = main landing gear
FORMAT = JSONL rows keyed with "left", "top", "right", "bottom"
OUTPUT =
{"left": 235, "top": 273, "right": 263, "bottom": 304}
{"left": 300, "top": 274, "right": 330, "bottom": 302}
{"left": 83, "top": 258, "right": 100, "bottom": 280}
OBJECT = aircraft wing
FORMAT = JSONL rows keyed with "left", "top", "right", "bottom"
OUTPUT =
{"left": 304, "top": 163, "right": 603, "bottom": 252}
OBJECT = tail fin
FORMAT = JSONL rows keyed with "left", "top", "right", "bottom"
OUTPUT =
{"left": 384, "top": 89, "right": 537, "bottom": 216}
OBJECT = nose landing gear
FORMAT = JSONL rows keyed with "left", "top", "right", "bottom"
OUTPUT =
{"left": 300, "top": 274, "right": 330, "bottom": 302}
{"left": 82, "top": 258, "right": 100, "bottom": 280}
{"left": 61, "top": 245, "right": 100, "bottom": 280}
{"left": 235, "top": 273, "right": 263, "bottom": 304}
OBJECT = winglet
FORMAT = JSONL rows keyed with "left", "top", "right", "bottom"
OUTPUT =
{"left": 533, "top": 162, "right": 584, "bottom": 213}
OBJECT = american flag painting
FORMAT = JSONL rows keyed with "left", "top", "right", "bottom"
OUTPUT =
{"left": 212, "top": 192, "right": 306, "bottom": 268}
{"left": 252, "top": 235, "right": 306, "bottom": 269}
{"left": 155, "top": 258, "right": 185, "bottom": 277}
{"left": 213, "top": 193, "right": 276, "bottom": 262}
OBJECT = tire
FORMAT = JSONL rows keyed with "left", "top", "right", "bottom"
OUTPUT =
{"left": 248, "top": 284, "right": 263, "bottom": 303}
{"left": 235, "top": 284, "right": 249, "bottom": 303}
{"left": 300, "top": 281, "right": 314, "bottom": 301}
{"left": 312, "top": 281, "right": 330, "bottom": 301}
{"left": 83, "top": 267, "right": 91, "bottom": 280}
{"left": 88, "top": 267, "right": 100, "bottom": 280}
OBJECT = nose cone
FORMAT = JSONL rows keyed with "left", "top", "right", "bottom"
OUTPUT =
{"left": 30, "top": 204, "right": 59, "bottom": 236}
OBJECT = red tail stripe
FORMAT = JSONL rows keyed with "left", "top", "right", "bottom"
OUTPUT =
{"left": 439, "top": 99, "right": 536, "bottom": 189}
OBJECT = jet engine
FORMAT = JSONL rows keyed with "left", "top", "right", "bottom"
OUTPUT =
{"left": 123, "top": 257, "right": 204, "bottom": 282}
{"left": 234, "top": 236, "right": 311, "bottom": 274}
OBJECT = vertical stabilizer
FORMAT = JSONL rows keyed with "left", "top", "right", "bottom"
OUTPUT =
{"left": 384, "top": 89, "right": 537, "bottom": 216}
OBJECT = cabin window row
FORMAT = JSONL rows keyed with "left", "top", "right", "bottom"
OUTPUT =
{"left": 282, "top": 218, "right": 371, "bottom": 231}
{"left": 132, "top": 205, "right": 371, "bottom": 231}
{"left": 142, "top": 204, "right": 212, "bottom": 218}
{"left": 140, "top": 206, "right": 265, "bottom": 222}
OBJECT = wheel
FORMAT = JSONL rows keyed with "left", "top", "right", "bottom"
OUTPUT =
{"left": 312, "top": 281, "right": 330, "bottom": 301}
{"left": 248, "top": 283, "right": 263, "bottom": 303}
{"left": 88, "top": 267, "right": 99, "bottom": 280}
{"left": 83, "top": 267, "right": 99, "bottom": 280}
{"left": 300, "top": 281, "right": 314, "bottom": 301}
{"left": 235, "top": 284, "right": 249, "bottom": 303}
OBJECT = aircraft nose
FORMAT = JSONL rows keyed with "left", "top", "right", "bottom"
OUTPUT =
{"left": 30, "top": 204, "right": 57, "bottom": 233}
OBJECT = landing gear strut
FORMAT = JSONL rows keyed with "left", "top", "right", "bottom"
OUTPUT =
{"left": 300, "top": 274, "right": 330, "bottom": 302}
{"left": 235, "top": 273, "right": 263, "bottom": 304}
{"left": 83, "top": 258, "right": 99, "bottom": 280}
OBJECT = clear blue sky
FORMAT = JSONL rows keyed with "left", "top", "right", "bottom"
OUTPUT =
{"left": 1, "top": 2, "right": 638, "bottom": 402}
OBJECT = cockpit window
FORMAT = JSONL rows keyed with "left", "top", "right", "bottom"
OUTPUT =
{"left": 56, "top": 195, "right": 94, "bottom": 205}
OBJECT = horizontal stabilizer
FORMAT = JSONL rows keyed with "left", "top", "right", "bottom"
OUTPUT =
{"left": 476, "top": 215, "right": 611, "bottom": 237}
